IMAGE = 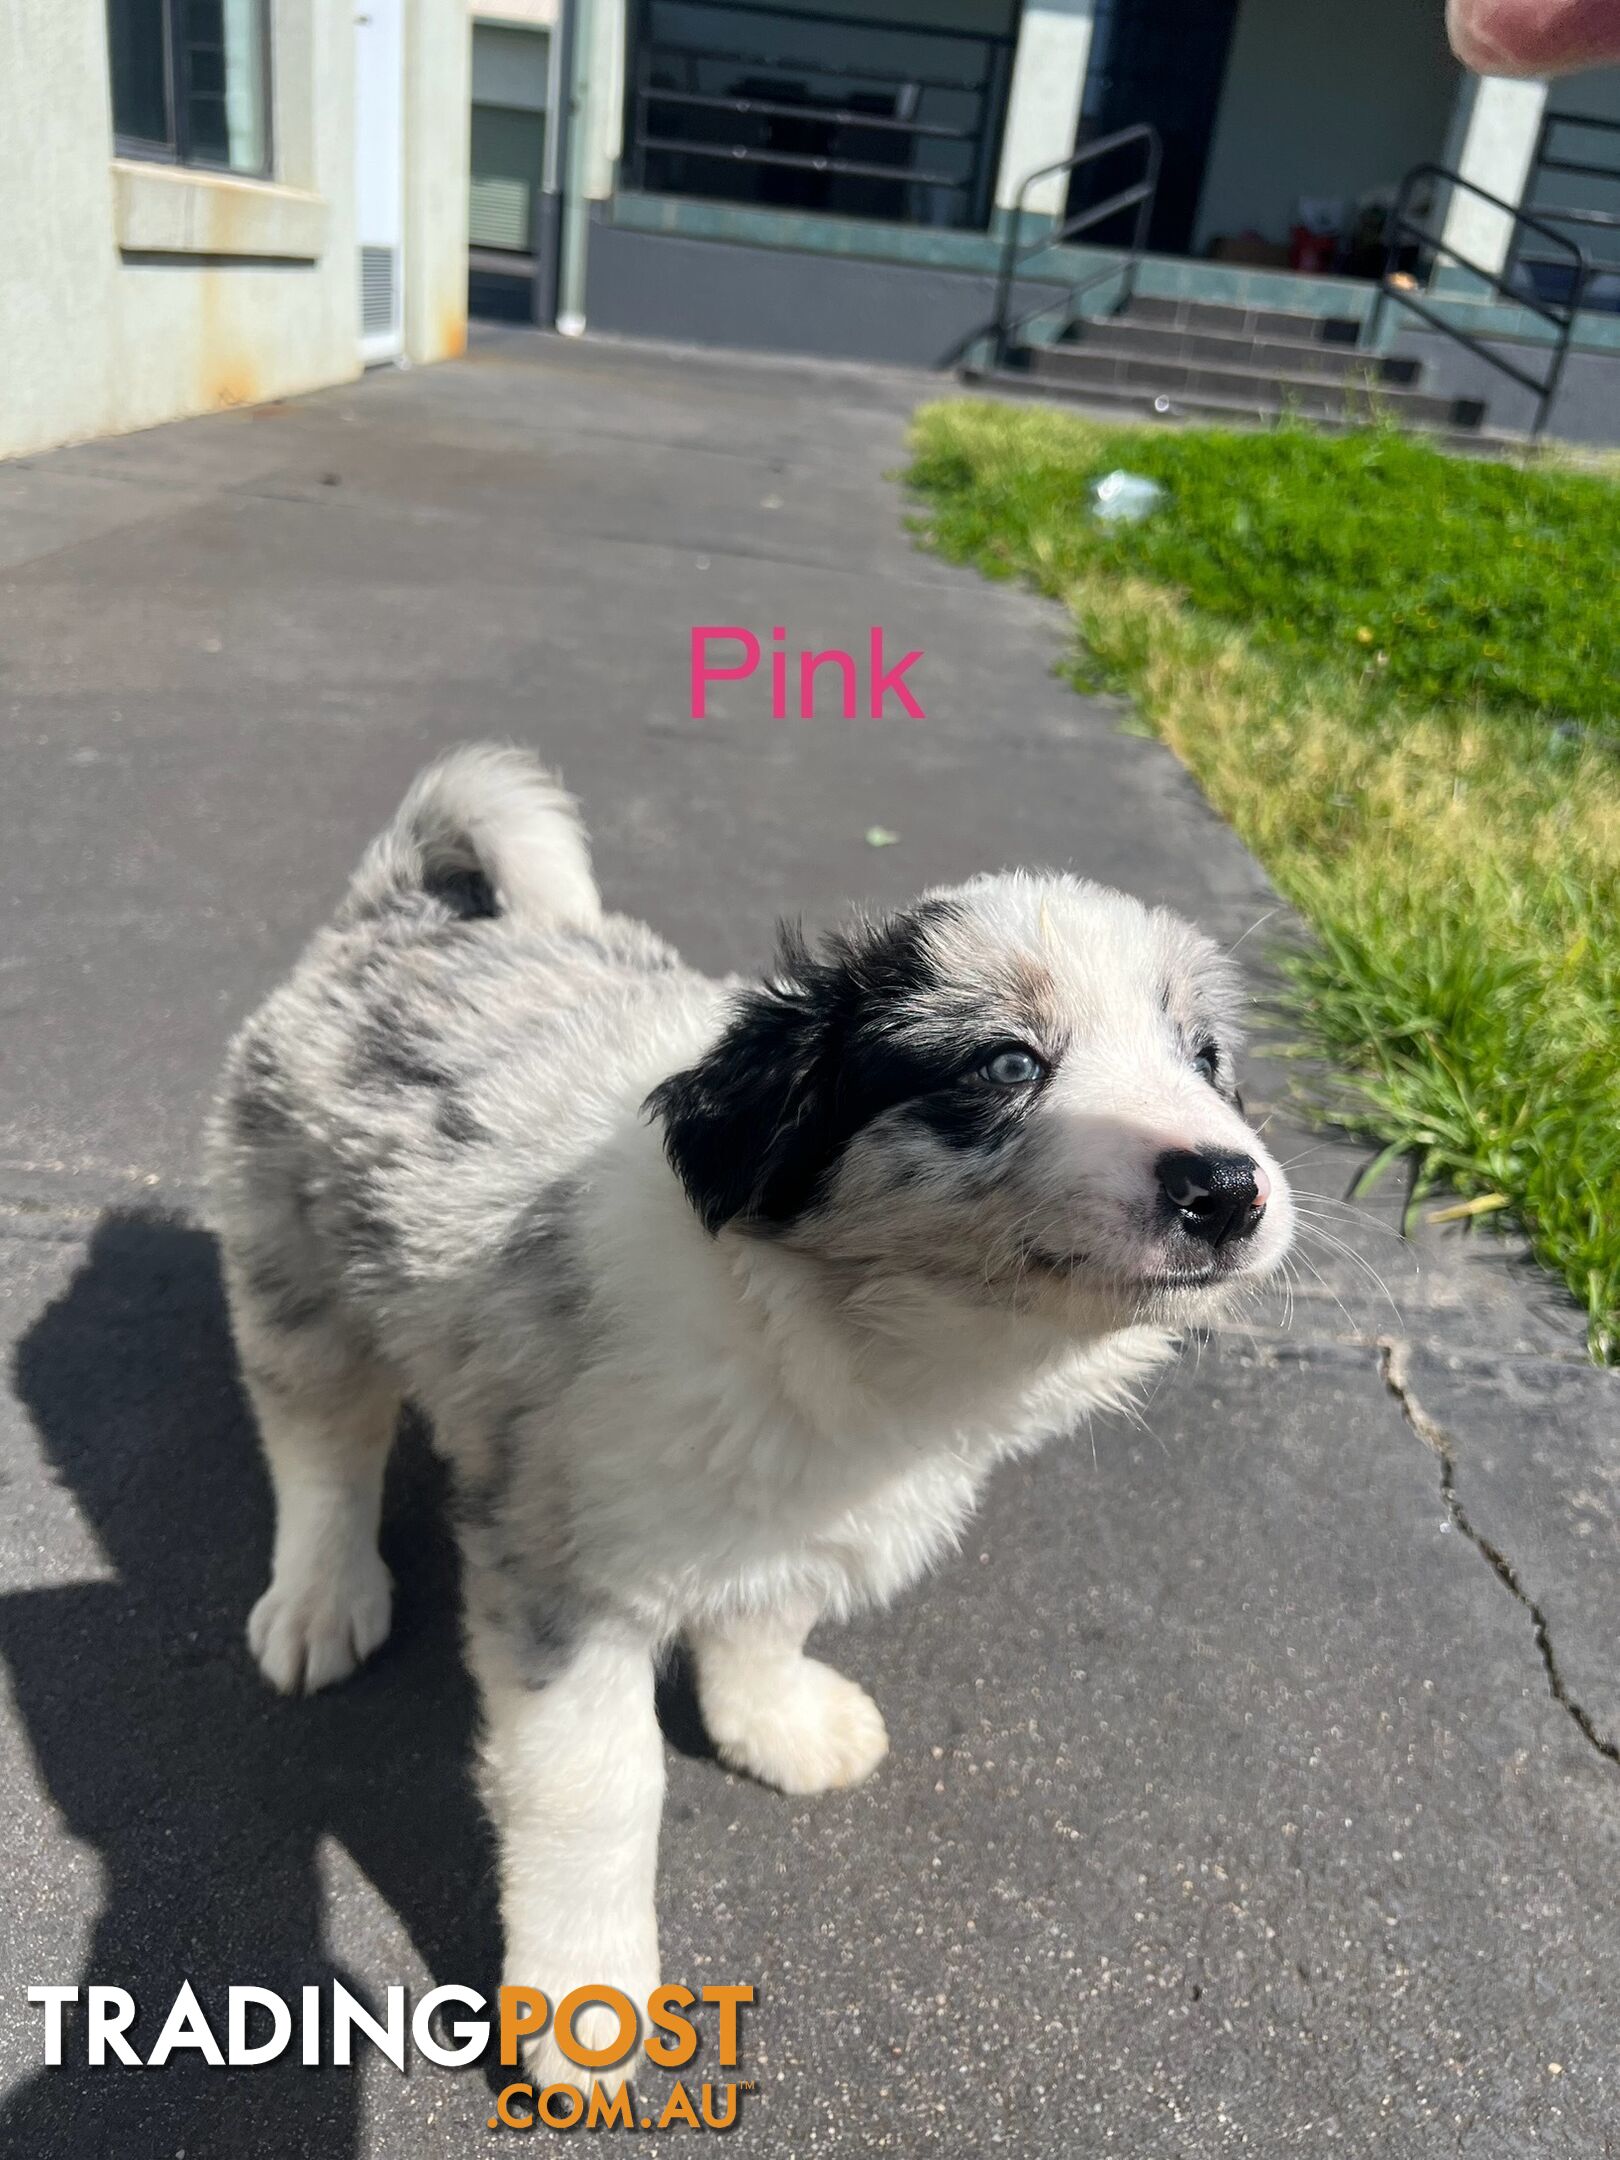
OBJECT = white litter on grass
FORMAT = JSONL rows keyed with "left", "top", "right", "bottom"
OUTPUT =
{"left": 1089, "top": 470, "right": 1165, "bottom": 524}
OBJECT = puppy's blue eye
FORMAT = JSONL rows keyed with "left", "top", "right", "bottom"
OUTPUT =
{"left": 981, "top": 1047, "right": 1044, "bottom": 1086}
{"left": 1193, "top": 1042, "right": 1221, "bottom": 1084}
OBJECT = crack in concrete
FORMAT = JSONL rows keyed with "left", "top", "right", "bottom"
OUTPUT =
{"left": 1380, "top": 1337, "right": 1619, "bottom": 1770}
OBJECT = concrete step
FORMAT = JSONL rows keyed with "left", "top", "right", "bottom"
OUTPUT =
{"left": 1067, "top": 315, "right": 1422, "bottom": 388}
{"left": 1123, "top": 293, "right": 1365, "bottom": 346}
{"left": 1024, "top": 343, "right": 1485, "bottom": 431}
{"left": 959, "top": 363, "right": 1511, "bottom": 452}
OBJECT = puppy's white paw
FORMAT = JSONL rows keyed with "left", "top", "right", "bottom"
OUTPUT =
{"left": 710, "top": 1657, "right": 888, "bottom": 1795}
{"left": 248, "top": 1552, "right": 392, "bottom": 1694}
{"left": 523, "top": 2016, "right": 643, "bottom": 2099}
{"left": 506, "top": 1960, "right": 655, "bottom": 2098}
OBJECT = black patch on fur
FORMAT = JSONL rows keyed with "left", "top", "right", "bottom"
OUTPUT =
{"left": 241, "top": 1036, "right": 281, "bottom": 1085}
{"left": 243, "top": 1250, "right": 330, "bottom": 1333}
{"left": 459, "top": 1533, "right": 579, "bottom": 1687}
{"left": 456, "top": 1414, "right": 582, "bottom": 1690}
{"left": 646, "top": 901, "right": 1038, "bottom": 1233}
{"left": 506, "top": 1577, "right": 578, "bottom": 1689}
{"left": 455, "top": 1412, "right": 517, "bottom": 1533}
{"left": 334, "top": 1170, "right": 400, "bottom": 1262}
{"left": 230, "top": 1038, "right": 294, "bottom": 1143}
{"left": 354, "top": 1014, "right": 453, "bottom": 1092}
{"left": 424, "top": 864, "right": 497, "bottom": 920}
{"left": 899, "top": 1080, "right": 1034, "bottom": 1153}
{"left": 505, "top": 1181, "right": 590, "bottom": 1325}
{"left": 231, "top": 1088, "right": 290, "bottom": 1144}
{"left": 435, "top": 1092, "right": 489, "bottom": 1146}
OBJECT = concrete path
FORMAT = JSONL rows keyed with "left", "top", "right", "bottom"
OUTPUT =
{"left": 1, "top": 330, "right": 1615, "bottom": 2157}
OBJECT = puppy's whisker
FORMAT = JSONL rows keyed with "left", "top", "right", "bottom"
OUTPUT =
{"left": 1290, "top": 1196, "right": 1412, "bottom": 1247}
{"left": 1224, "top": 906, "right": 1282, "bottom": 958}
{"left": 1292, "top": 1216, "right": 1404, "bottom": 1321}
{"left": 1287, "top": 1239, "right": 1371, "bottom": 1338}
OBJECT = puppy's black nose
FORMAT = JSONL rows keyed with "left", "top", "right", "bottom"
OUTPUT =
{"left": 1156, "top": 1148, "right": 1266, "bottom": 1248}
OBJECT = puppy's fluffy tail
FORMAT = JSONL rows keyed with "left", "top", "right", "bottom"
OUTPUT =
{"left": 339, "top": 745, "right": 601, "bottom": 930}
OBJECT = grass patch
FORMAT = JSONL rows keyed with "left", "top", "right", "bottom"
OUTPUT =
{"left": 907, "top": 404, "right": 1619, "bottom": 1359}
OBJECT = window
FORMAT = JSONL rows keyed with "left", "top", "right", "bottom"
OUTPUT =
{"left": 623, "top": 0, "right": 1018, "bottom": 233}
{"left": 107, "top": 0, "right": 272, "bottom": 177}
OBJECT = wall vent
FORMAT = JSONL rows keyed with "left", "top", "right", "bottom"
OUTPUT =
{"left": 360, "top": 245, "right": 397, "bottom": 337}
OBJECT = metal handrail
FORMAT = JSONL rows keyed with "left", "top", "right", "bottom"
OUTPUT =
{"left": 635, "top": 135, "right": 970, "bottom": 190}
{"left": 640, "top": 86, "right": 973, "bottom": 143}
{"left": 1542, "top": 108, "right": 1620, "bottom": 133}
{"left": 989, "top": 124, "right": 1161, "bottom": 368}
{"left": 1364, "top": 161, "right": 1591, "bottom": 438}
{"left": 1509, "top": 108, "right": 1620, "bottom": 286}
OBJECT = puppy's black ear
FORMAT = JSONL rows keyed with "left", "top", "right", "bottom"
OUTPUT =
{"left": 646, "top": 927, "right": 837, "bottom": 1233}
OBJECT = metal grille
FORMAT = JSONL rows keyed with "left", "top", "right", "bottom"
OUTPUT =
{"left": 1509, "top": 109, "right": 1620, "bottom": 313}
{"left": 360, "top": 245, "right": 397, "bottom": 337}
{"left": 623, "top": 0, "right": 1016, "bottom": 233}
{"left": 470, "top": 177, "right": 533, "bottom": 252}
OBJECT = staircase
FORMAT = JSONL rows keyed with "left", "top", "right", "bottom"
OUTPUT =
{"left": 966, "top": 293, "right": 1490, "bottom": 436}
{"left": 969, "top": 135, "right": 1576, "bottom": 441}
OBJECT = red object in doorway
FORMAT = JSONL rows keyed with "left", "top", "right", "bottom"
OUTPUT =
{"left": 1289, "top": 224, "right": 1337, "bottom": 273}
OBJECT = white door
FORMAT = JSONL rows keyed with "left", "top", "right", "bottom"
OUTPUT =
{"left": 355, "top": 1, "right": 405, "bottom": 364}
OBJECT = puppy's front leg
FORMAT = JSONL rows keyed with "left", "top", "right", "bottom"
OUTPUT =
{"left": 472, "top": 1615, "right": 664, "bottom": 2089}
{"left": 690, "top": 1603, "right": 888, "bottom": 1796}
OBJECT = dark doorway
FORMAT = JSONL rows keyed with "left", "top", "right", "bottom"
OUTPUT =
{"left": 1066, "top": 0, "right": 1240, "bottom": 257}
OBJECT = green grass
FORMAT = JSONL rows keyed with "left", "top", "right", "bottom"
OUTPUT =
{"left": 907, "top": 405, "right": 1620, "bottom": 1359}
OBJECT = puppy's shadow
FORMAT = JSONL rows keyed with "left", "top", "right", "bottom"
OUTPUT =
{"left": 0, "top": 1209, "right": 499, "bottom": 2156}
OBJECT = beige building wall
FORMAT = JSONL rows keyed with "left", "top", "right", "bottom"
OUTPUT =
{"left": 0, "top": 0, "right": 469, "bottom": 462}
{"left": 471, "top": 0, "right": 559, "bottom": 24}
{"left": 1439, "top": 73, "right": 1549, "bottom": 277}
{"left": 994, "top": 0, "right": 1095, "bottom": 217}
{"left": 406, "top": 0, "right": 475, "bottom": 362}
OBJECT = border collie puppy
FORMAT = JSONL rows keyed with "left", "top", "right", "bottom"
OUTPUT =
{"left": 208, "top": 746, "right": 1293, "bottom": 2084}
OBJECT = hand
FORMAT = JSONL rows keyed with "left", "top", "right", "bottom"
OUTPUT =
{"left": 1447, "top": 0, "right": 1620, "bottom": 75}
